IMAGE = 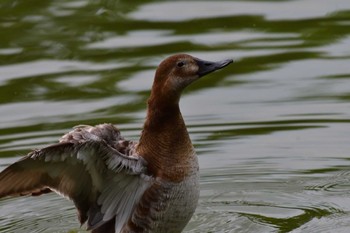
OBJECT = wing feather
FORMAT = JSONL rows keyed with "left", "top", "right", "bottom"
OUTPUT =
{"left": 0, "top": 138, "right": 151, "bottom": 231}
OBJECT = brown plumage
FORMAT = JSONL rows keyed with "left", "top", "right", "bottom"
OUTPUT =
{"left": 0, "top": 54, "right": 232, "bottom": 233}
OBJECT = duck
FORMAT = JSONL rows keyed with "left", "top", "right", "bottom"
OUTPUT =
{"left": 0, "top": 54, "right": 232, "bottom": 233}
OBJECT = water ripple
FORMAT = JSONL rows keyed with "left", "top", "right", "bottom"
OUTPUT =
{"left": 2, "top": 0, "right": 350, "bottom": 232}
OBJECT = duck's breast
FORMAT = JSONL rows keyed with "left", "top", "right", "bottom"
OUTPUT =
{"left": 124, "top": 154, "right": 199, "bottom": 233}
{"left": 153, "top": 171, "right": 199, "bottom": 233}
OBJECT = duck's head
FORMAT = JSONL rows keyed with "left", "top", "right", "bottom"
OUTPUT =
{"left": 150, "top": 54, "right": 233, "bottom": 104}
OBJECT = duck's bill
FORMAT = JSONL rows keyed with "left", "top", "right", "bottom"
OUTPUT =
{"left": 195, "top": 58, "right": 233, "bottom": 77}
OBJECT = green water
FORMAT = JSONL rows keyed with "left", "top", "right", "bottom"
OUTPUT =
{"left": 1, "top": 0, "right": 350, "bottom": 232}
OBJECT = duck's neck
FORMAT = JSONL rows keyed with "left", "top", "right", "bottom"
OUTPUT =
{"left": 137, "top": 92, "right": 195, "bottom": 181}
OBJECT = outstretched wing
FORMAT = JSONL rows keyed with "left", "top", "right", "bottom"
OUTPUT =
{"left": 0, "top": 125, "right": 152, "bottom": 231}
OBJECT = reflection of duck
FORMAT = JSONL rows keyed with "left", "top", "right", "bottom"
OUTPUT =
{"left": 0, "top": 54, "right": 232, "bottom": 233}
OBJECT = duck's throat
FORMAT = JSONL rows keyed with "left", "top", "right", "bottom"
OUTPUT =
{"left": 137, "top": 100, "right": 195, "bottom": 180}
{"left": 141, "top": 100, "right": 192, "bottom": 151}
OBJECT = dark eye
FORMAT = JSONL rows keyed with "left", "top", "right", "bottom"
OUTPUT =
{"left": 177, "top": 61, "right": 185, "bottom": 67}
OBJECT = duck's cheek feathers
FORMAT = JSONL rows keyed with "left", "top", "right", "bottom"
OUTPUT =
{"left": 187, "top": 63, "right": 200, "bottom": 77}
{"left": 168, "top": 74, "right": 199, "bottom": 90}
{"left": 173, "top": 64, "right": 200, "bottom": 87}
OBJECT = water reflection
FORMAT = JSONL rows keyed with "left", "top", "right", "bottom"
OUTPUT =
{"left": 1, "top": 0, "right": 350, "bottom": 232}
{"left": 129, "top": 0, "right": 350, "bottom": 21}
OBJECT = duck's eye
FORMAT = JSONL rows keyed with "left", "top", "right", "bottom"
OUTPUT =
{"left": 177, "top": 61, "right": 185, "bottom": 67}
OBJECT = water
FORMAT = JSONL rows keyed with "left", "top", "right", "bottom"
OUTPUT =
{"left": 1, "top": 0, "right": 350, "bottom": 232}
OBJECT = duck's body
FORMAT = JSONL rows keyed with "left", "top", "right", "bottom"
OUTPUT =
{"left": 0, "top": 54, "right": 232, "bottom": 233}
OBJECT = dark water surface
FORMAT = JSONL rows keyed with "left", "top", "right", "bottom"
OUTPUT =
{"left": 1, "top": 0, "right": 350, "bottom": 232}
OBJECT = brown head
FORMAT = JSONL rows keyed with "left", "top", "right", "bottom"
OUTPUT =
{"left": 149, "top": 54, "right": 233, "bottom": 106}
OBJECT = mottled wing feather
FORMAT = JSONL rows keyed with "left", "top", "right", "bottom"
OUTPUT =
{"left": 87, "top": 172, "right": 151, "bottom": 231}
{"left": 0, "top": 160, "right": 51, "bottom": 197}
{"left": 0, "top": 143, "right": 83, "bottom": 197}
{"left": 0, "top": 124, "right": 151, "bottom": 231}
{"left": 0, "top": 143, "right": 96, "bottom": 224}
